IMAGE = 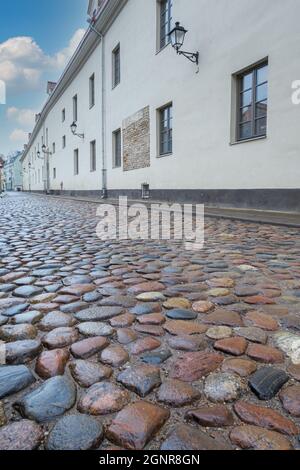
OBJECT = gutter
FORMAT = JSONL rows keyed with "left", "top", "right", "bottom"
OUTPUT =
{"left": 101, "top": 33, "right": 107, "bottom": 198}
{"left": 87, "top": 22, "right": 107, "bottom": 198}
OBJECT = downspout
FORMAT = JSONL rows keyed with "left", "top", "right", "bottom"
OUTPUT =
{"left": 88, "top": 22, "right": 107, "bottom": 199}
{"left": 101, "top": 33, "right": 107, "bottom": 199}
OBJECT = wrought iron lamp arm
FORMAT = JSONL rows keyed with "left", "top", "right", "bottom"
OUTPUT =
{"left": 73, "top": 131, "right": 84, "bottom": 139}
{"left": 177, "top": 50, "right": 199, "bottom": 65}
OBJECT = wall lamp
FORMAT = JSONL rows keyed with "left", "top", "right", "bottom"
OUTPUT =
{"left": 37, "top": 146, "right": 52, "bottom": 158}
{"left": 168, "top": 22, "right": 199, "bottom": 65}
{"left": 42, "top": 144, "right": 52, "bottom": 155}
{"left": 71, "top": 121, "right": 84, "bottom": 139}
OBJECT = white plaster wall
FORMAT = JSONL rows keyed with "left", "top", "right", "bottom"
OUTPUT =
{"left": 23, "top": 0, "right": 300, "bottom": 192}
{"left": 105, "top": 0, "right": 300, "bottom": 190}
{"left": 23, "top": 45, "right": 102, "bottom": 192}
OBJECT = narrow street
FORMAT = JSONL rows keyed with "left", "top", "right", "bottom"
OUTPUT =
{"left": 0, "top": 192, "right": 299, "bottom": 450}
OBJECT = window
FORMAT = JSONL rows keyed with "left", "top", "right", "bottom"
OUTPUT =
{"left": 90, "top": 140, "right": 96, "bottom": 172}
{"left": 73, "top": 95, "right": 78, "bottom": 121}
{"left": 62, "top": 135, "right": 66, "bottom": 148}
{"left": 237, "top": 62, "right": 268, "bottom": 141}
{"left": 112, "top": 44, "right": 120, "bottom": 88}
{"left": 159, "top": 103, "right": 173, "bottom": 155}
{"left": 53, "top": 168, "right": 56, "bottom": 179}
{"left": 62, "top": 108, "right": 65, "bottom": 122}
{"left": 159, "top": 0, "right": 172, "bottom": 50}
{"left": 89, "top": 74, "right": 95, "bottom": 108}
{"left": 113, "top": 129, "right": 122, "bottom": 168}
{"left": 52, "top": 142, "right": 56, "bottom": 154}
{"left": 74, "top": 149, "right": 79, "bottom": 175}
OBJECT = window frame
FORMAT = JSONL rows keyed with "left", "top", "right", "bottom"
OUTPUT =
{"left": 52, "top": 142, "right": 56, "bottom": 154}
{"left": 158, "top": 0, "right": 172, "bottom": 51}
{"left": 158, "top": 103, "right": 173, "bottom": 157}
{"left": 73, "top": 94, "right": 78, "bottom": 122}
{"left": 112, "top": 128, "right": 122, "bottom": 168}
{"left": 53, "top": 168, "right": 56, "bottom": 179}
{"left": 89, "top": 74, "right": 95, "bottom": 109}
{"left": 90, "top": 140, "right": 97, "bottom": 172}
{"left": 236, "top": 61, "right": 268, "bottom": 142}
{"left": 74, "top": 149, "right": 79, "bottom": 175}
{"left": 112, "top": 44, "right": 121, "bottom": 89}
{"left": 62, "top": 135, "right": 66, "bottom": 149}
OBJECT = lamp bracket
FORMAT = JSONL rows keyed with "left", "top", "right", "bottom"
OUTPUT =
{"left": 73, "top": 132, "right": 85, "bottom": 140}
{"left": 71, "top": 127, "right": 84, "bottom": 140}
{"left": 177, "top": 50, "right": 199, "bottom": 65}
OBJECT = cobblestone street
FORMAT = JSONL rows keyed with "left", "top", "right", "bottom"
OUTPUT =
{"left": 0, "top": 192, "right": 300, "bottom": 450}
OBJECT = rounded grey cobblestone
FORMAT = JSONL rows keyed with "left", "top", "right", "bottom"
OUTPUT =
{"left": 1, "top": 193, "right": 300, "bottom": 450}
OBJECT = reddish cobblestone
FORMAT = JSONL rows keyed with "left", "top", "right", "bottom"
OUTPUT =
{"left": 214, "top": 337, "right": 248, "bottom": 356}
{"left": 35, "top": 349, "right": 70, "bottom": 378}
{"left": 234, "top": 401, "right": 298, "bottom": 435}
{"left": 1, "top": 193, "right": 300, "bottom": 451}
{"left": 230, "top": 425, "right": 293, "bottom": 450}
{"left": 106, "top": 401, "right": 170, "bottom": 450}
{"left": 247, "top": 344, "right": 284, "bottom": 363}
{"left": 186, "top": 405, "right": 234, "bottom": 427}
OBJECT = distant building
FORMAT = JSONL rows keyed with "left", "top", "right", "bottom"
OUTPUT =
{"left": 3, "top": 152, "right": 23, "bottom": 191}
{"left": 21, "top": 0, "right": 300, "bottom": 211}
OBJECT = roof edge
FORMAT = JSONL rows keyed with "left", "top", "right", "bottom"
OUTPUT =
{"left": 22, "top": 0, "right": 125, "bottom": 161}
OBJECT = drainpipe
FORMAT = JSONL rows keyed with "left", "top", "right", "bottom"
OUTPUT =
{"left": 101, "top": 33, "right": 108, "bottom": 199}
{"left": 88, "top": 22, "right": 107, "bottom": 199}
{"left": 46, "top": 153, "right": 50, "bottom": 194}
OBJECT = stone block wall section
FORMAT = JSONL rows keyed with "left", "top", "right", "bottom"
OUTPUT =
{"left": 122, "top": 106, "right": 150, "bottom": 172}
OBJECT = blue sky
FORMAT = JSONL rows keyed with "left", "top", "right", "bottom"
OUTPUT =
{"left": 0, "top": 0, "right": 87, "bottom": 156}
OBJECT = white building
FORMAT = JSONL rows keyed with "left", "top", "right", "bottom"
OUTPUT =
{"left": 3, "top": 152, "right": 23, "bottom": 191}
{"left": 22, "top": 0, "right": 300, "bottom": 210}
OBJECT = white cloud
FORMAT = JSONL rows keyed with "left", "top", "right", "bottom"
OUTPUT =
{"left": 9, "top": 128, "right": 28, "bottom": 143}
{"left": 0, "top": 36, "right": 44, "bottom": 63}
{"left": 0, "top": 37, "right": 44, "bottom": 91}
{"left": 7, "top": 107, "right": 36, "bottom": 128}
{"left": 0, "top": 29, "right": 86, "bottom": 92}
{"left": 51, "top": 29, "right": 86, "bottom": 69}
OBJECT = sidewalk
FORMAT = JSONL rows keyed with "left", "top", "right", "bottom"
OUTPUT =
{"left": 32, "top": 193, "right": 300, "bottom": 228}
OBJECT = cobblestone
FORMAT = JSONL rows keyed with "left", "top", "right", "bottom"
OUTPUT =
{"left": 1, "top": 193, "right": 300, "bottom": 450}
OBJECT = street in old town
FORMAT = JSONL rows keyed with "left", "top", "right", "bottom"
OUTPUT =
{"left": 0, "top": 192, "right": 299, "bottom": 451}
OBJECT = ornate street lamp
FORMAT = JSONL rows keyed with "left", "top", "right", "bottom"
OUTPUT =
{"left": 70, "top": 121, "right": 84, "bottom": 139}
{"left": 168, "top": 22, "right": 199, "bottom": 65}
{"left": 40, "top": 145, "right": 52, "bottom": 157}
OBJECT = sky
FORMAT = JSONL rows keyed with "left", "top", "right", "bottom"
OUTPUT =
{"left": 0, "top": 0, "right": 88, "bottom": 156}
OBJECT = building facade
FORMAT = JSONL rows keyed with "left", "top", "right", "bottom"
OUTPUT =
{"left": 22, "top": 0, "right": 300, "bottom": 210}
{"left": 3, "top": 152, "right": 23, "bottom": 191}
{"left": 0, "top": 156, "right": 4, "bottom": 192}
